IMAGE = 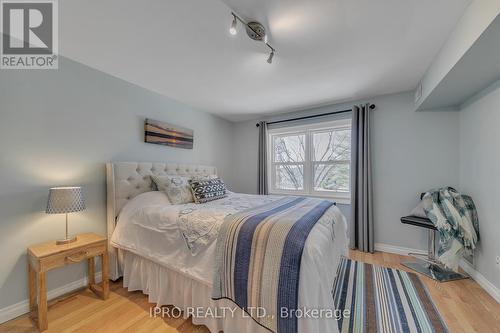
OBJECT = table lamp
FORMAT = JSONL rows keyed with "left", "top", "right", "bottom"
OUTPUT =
{"left": 46, "top": 187, "right": 85, "bottom": 245}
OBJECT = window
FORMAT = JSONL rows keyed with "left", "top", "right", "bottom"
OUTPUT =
{"left": 268, "top": 119, "right": 351, "bottom": 203}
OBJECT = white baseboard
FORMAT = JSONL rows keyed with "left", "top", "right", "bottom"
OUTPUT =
{"left": 375, "top": 242, "right": 500, "bottom": 304}
{"left": 459, "top": 259, "right": 500, "bottom": 303}
{"left": 374, "top": 243, "right": 427, "bottom": 256}
{"left": 0, "top": 272, "right": 102, "bottom": 324}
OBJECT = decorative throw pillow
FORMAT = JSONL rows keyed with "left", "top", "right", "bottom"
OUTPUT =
{"left": 151, "top": 175, "right": 194, "bottom": 204}
{"left": 192, "top": 174, "right": 217, "bottom": 181}
{"left": 410, "top": 200, "right": 427, "bottom": 218}
{"left": 189, "top": 178, "right": 227, "bottom": 203}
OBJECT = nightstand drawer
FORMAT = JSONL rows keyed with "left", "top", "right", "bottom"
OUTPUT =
{"left": 38, "top": 242, "right": 106, "bottom": 272}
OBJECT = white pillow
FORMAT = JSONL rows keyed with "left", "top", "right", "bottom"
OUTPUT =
{"left": 117, "top": 191, "right": 170, "bottom": 220}
{"left": 151, "top": 175, "right": 194, "bottom": 204}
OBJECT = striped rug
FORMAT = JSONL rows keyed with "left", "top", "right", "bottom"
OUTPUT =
{"left": 332, "top": 258, "right": 448, "bottom": 333}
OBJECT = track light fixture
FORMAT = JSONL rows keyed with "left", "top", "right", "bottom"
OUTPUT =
{"left": 229, "top": 12, "right": 276, "bottom": 64}
{"left": 267, "top": 50, "right": 274, "bottom": 64}
{"left": 229, "top": 14, "right": 237, "bottom": 35}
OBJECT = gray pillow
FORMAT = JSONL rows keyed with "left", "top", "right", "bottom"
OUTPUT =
{"left": 151, "top": 175, "right": 194, "bottom": 204}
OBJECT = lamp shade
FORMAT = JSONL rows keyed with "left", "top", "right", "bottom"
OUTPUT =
{"left": 46, "top": 187, "right": 85, "bottom": 214}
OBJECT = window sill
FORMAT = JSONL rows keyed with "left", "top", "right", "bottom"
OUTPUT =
{"left": 268, "top": 191, "right": 351, "bottom": 205}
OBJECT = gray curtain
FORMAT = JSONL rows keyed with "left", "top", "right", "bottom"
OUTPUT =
{"left": 258, "top": 121, "right": 268, "bottom": 194}
{"left": 350, "top": 104, "right": 374, "bottom": 253}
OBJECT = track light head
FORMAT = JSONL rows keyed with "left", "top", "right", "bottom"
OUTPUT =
{"left": 229, "top": 15, "right": 237, "bottom": 35}
{"left": 267, "top": 51, "right": 274, "bottom": 64}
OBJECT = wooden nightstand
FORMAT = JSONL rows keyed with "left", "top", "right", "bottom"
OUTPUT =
{"left": 27, "top": 232, "right": 109, "bottom": 331}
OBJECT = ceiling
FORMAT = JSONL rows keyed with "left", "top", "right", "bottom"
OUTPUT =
{"left": 59, "top": 0, "right": 471, "bottom": 121}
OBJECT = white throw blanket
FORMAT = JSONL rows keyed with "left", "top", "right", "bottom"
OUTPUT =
{"left": 422, "top": 187, "right": 479, "bottom": 271}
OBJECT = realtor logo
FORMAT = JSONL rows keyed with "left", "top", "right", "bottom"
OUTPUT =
{"left": 1, "top": 0, "right": 58, "bottom": 69}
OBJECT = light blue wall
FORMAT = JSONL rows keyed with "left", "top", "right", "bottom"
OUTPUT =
{"left": 231, "top": 92, "right": 460, "bottom": 251}
{"left": 371, "top": 93, "right": 460, "bottom": 249}
{"left": 0, "top": 57, "right": 234, "bottom": 309}
{"left": 459, "top": 79, "right": 500, "bottom": 290}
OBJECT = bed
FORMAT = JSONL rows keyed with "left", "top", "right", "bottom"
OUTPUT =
{"left": 106, "top": 162, "right": 348, "bottom": 333}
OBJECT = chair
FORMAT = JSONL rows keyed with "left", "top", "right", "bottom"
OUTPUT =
{"left": 401, "top": 214, "right": 468, "bottom": 282}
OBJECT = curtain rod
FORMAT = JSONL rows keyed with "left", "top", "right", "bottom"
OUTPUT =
{"left": 255, "top": 104, "right": 376, "bottom": 127}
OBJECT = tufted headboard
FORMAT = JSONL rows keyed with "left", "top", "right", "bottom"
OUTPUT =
{"left": 106, "top": 162, "right": 217, "bottom": 279}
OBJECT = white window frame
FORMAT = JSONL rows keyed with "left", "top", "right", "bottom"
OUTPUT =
{"left": 267, "top": 119, "right": 352, "bottom": 204}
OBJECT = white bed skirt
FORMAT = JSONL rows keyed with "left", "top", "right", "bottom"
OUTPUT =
{"left": 121, "top": 250, "right": 270, "bottom": 333}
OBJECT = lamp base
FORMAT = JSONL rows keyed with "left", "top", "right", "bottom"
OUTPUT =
{"left": 56, "top": 236, "right": 77, "bottom": 245}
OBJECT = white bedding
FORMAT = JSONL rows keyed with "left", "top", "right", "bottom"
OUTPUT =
{"left": 111, "top": 191, "right": 348, "bottom": 333}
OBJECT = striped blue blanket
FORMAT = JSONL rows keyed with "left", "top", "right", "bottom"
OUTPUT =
{"left": 211, "top": 197, "right": 334, "bottom": 333}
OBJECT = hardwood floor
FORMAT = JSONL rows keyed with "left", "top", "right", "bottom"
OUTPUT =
{"left": 1, "top": 251, "right": 499, "bottom": 333}
{"left": 349, "top": 251, "right": 500, "bottom": 333}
